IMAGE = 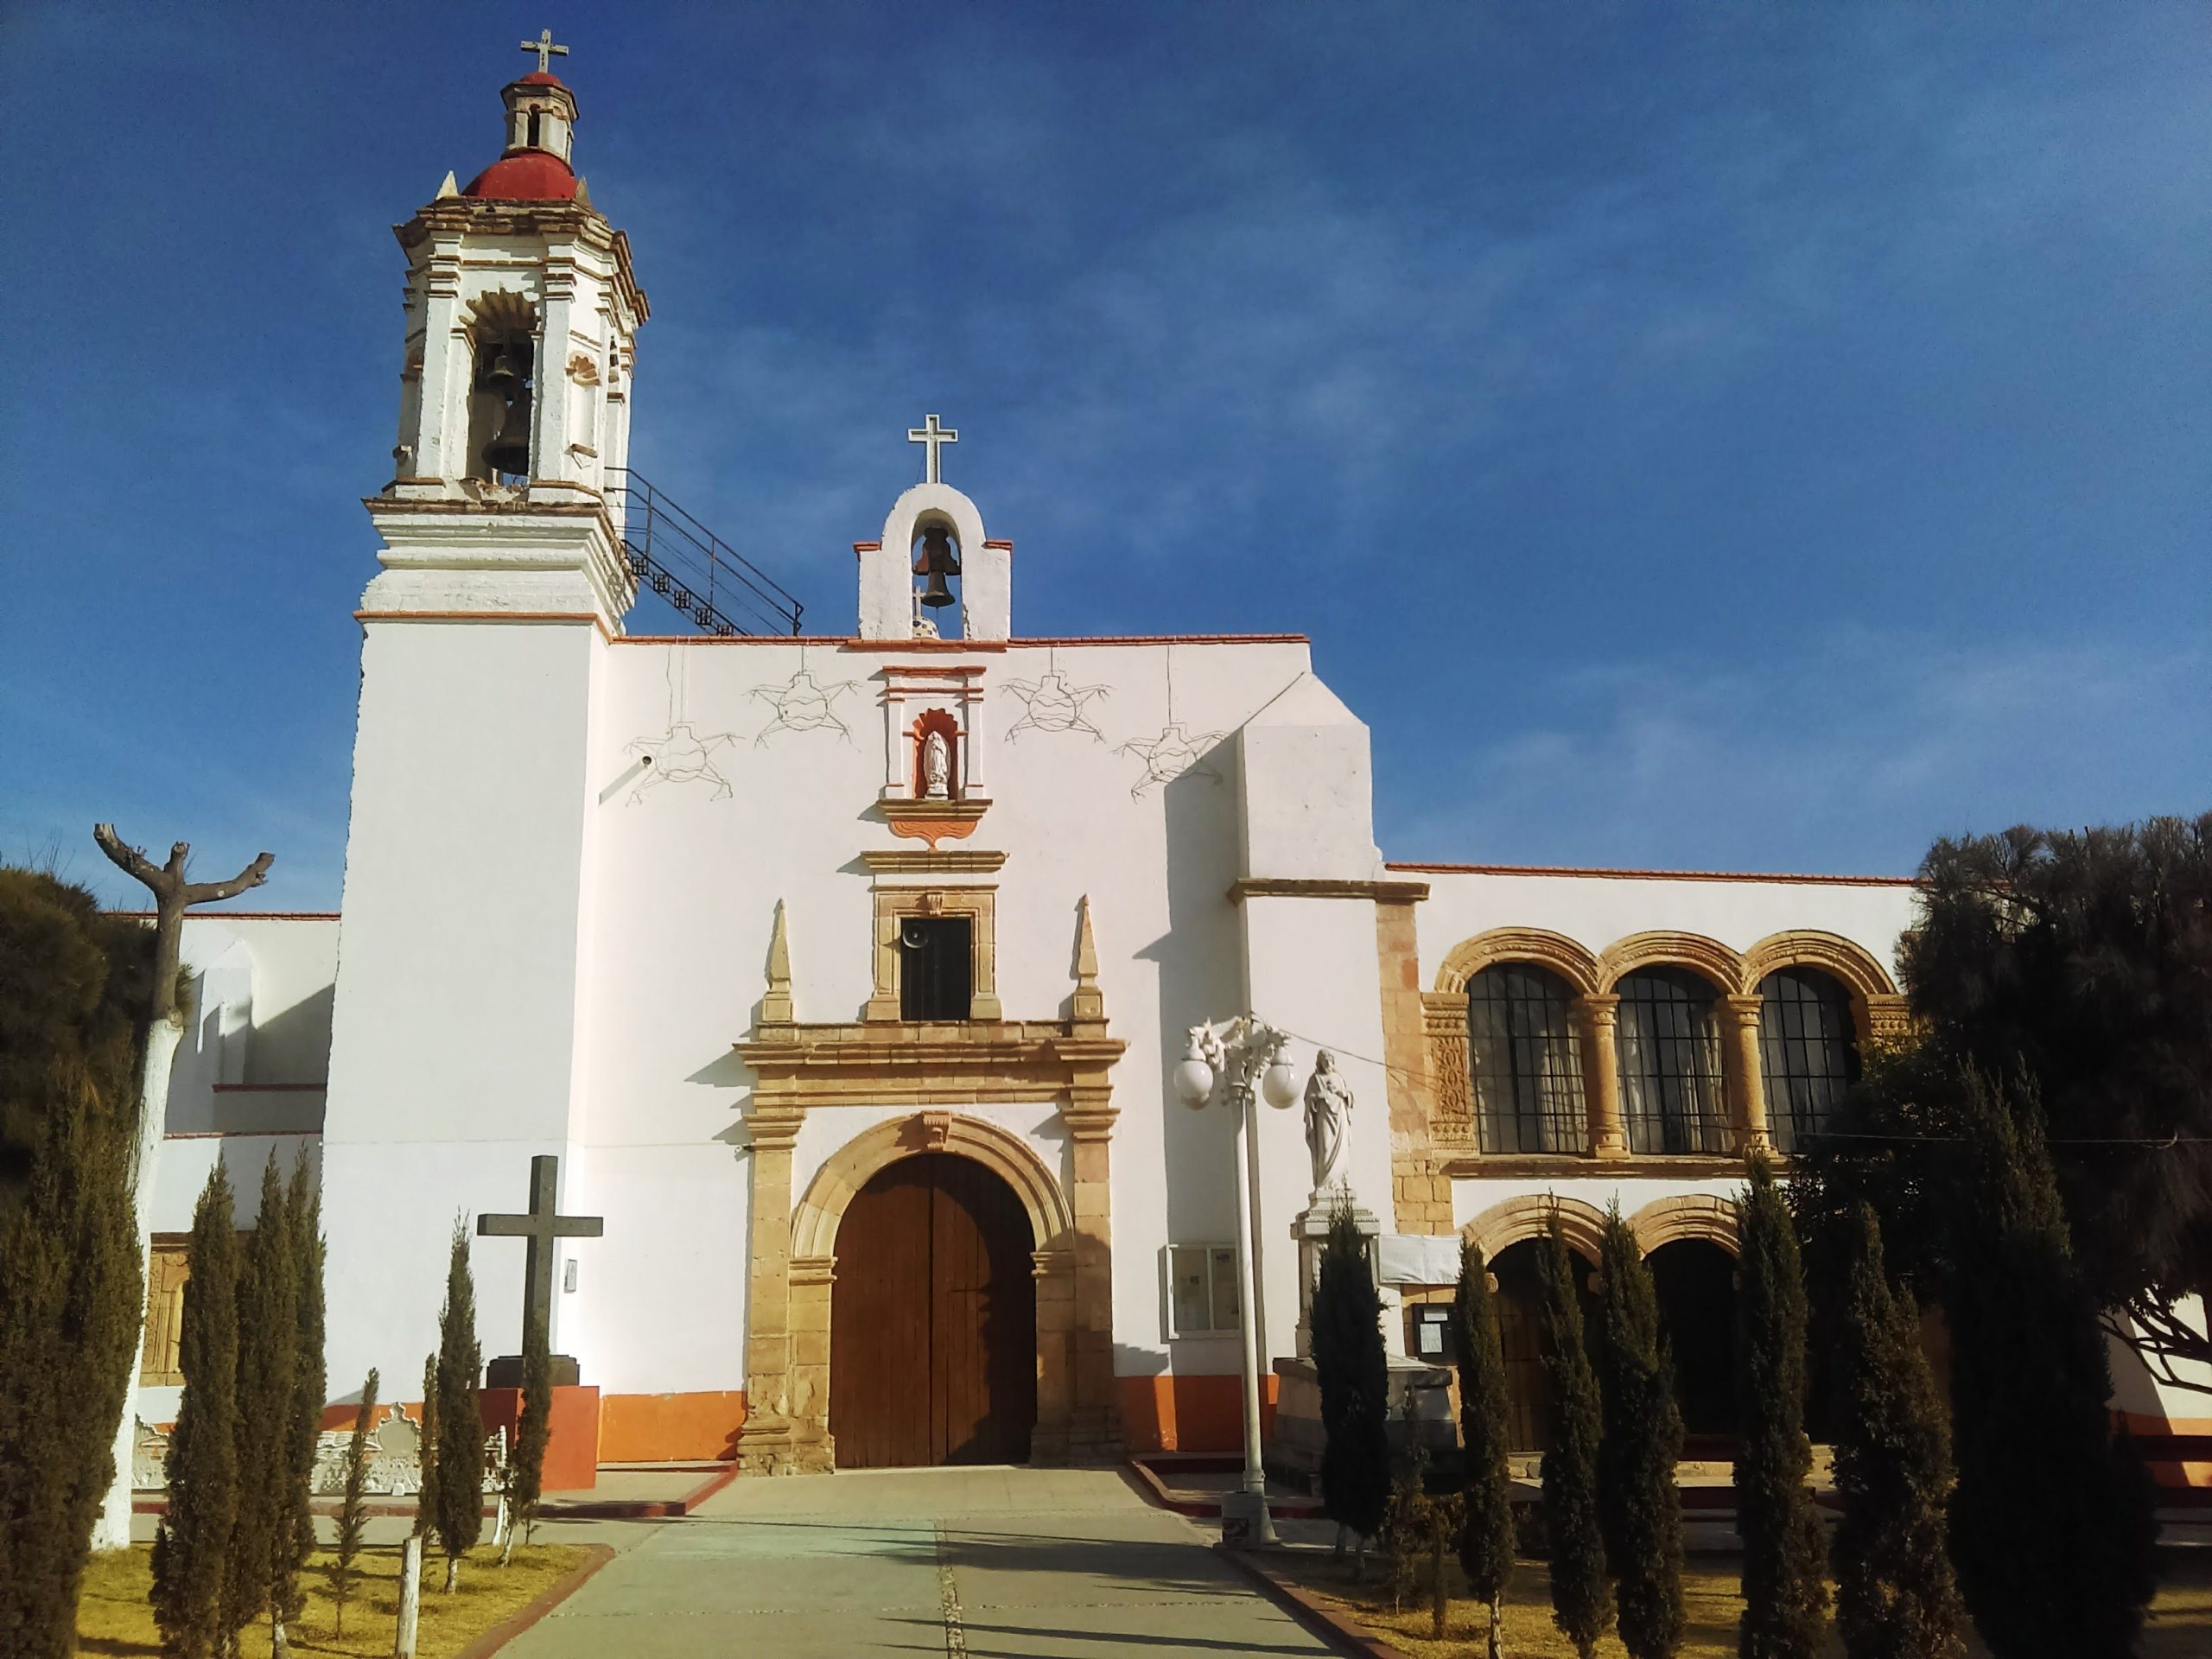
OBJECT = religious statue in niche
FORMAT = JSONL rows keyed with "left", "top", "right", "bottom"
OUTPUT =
{"left": 1303, "top": 1050, "right": 1354, "bottom": 1196}
{"left": 911, "top": 709, "right": 961, "bottom": 800}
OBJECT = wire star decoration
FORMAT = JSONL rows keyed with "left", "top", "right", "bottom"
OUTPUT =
{"left": 623, "top": 722, "right": 739, "bottom": 803}
{"left": 750, "top": 668, "right": 859, "bottom": 747}
{"left": 1002, "top": 668, "right": 1112, "bottom": 744}
{"left": 1117, "top": 721, "right": 1228, "bottom": 799}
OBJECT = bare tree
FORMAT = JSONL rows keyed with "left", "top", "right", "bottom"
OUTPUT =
{"left": 86, "top": 824, "right": 273, "bottom": 1551}
{"left": 93, "top": 825, "right": 274, "bottom": 1024}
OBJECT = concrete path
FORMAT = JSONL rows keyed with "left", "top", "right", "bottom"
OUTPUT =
{"left": 509, "top": 1465, "right": 1339, "bottom": 1658}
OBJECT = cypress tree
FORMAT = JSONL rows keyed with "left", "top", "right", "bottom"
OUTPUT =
{"left": 1733, "top": 1155, "right": 1827, "bottom": 1659}
{"left": 329, "top": 1368, "right": 378, "bottom": 1637}
{"left": 276, "top": 1153, "right": 325, "bottom": 1649}
{"left": 152, "top": 1163, "right": 241, "bottom": 1659}
{"left": 502, "top": 1309, "right": 553, "bottom": 1563}
{"left": 0, "top": 1063, "right": 141, "bottom": 1659}
{"left": 1831, "top": 1204, "right": 1963, "bottom": 1659}
{"left": 1595, "top": 1205, "right": 1685, "bottom": 1659}
{"left": 1535, "top": 1217, "right": 1611, "bottom": 1659}
{"left": 1945, "top": 1072, "right": 2158, "bottom": 1659}
{"left": 0, "top": 868, "right": 149, "bottom": 1659}
{"left": 224, "top": 1153, "right": 300, "bottom": 1650}
{"left": 1312, "top": 1200, "right": 1390, "bottom": 1562}
{"left": 433, "top": 1219, "right": 484, "bottom": 1591}
{"left": 1452, "top": 1240, "right": 1517, "bottom": 1659}
{"left": 415, "top": 1352, "right": 439, "bottom": 1542}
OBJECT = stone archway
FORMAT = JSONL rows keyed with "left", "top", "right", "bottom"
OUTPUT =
{"left": 784, "top": 1113, "right": 1083, "bottom": 1471}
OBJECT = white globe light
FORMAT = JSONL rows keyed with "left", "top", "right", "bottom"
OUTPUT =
{"left": 1174, "top": 1055, "right": 1216, "bottom": 1109}
{"left": 1260, "top": 1057, "right": 1300, "bottom": 1110}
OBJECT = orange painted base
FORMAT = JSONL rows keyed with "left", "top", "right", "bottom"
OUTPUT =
{"left": 1116, "top": 1374, "right": 1280, "bottom": 1453}
{"left": 599, "top": 1391, "right": 748, "bottom": 1462}
{"left": 480, "top": 1385, "right": 601, "bottom": 1491}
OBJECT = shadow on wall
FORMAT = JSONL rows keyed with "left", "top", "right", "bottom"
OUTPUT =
{"left": 251, "top": 982, "right": 335, "bottom": 1086}
{"left": 1141, "top": 740, "right": 1248, "bottom": 1256}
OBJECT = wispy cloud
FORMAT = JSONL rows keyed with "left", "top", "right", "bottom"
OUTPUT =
{"left": 1385, "top": 629, "right": 2211, "bottom": 875}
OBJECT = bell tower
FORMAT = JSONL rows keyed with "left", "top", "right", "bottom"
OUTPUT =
{"left": 322, "top": 39, "right": 644, "bottom": 1400}
{"left": 373, "top": 36, "right": 648, "bottom": 622}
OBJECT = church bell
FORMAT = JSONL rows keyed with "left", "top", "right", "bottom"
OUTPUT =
{"left": 480, "top": 345, "right": 534, "bottom": 478}
{"left": 913, "top": 524, "right": 960, "bottom": 609}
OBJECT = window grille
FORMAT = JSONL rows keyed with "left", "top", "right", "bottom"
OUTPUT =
{"left": 1758, "top": 968, "right": 1859, "bottom": 1153}
{"left": 899, "top": 916, "right": 973, "bottom": 1020}
{"left": 1614, "top": 967, "right": 1731, "bottom": 1154}
{"left": 1165, "top": 1244, "right": 1242, "bottom": 1338}
{"left": 1468, "top": 963, "right": 1589, "bottom": 1154}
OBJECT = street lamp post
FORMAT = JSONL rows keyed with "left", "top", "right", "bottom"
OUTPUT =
{"left": 1175, "top": 1014, "right": 1300, "bottom": 1547}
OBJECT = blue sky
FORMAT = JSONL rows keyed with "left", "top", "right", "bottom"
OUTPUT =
{"left": 3, "top": 3, "right": 2206, "bottom": 910}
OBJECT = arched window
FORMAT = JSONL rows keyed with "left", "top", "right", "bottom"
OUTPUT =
{"left": 1468, "top": 964, "right": 1588, "bottom": 1154}
{"left": 1758, "top": 967, "right": 1859, "bottom": 1154}
{"left": 1614, "top": 967, "right": 1730, "bottom": 1155}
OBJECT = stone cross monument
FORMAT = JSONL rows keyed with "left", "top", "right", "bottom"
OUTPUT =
{"left": 476, "top": 1154, "right": 603, "bottom": 1387}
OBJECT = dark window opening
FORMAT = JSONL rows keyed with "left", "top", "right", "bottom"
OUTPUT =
{"left": 468, "top": 332, "right": 535, "bottom": 482}
{"left": 1758, "top": 968, "right": 1859, "bottom": 1154}
{"left": 1650, "top": 1239, "right": 1739, "bottom": 1449}
{"left": 527, "top": 109, "right": 543, "bottom": 149}
{"left": 1469, "top": 963, "right": 1589, "bottom": 1154}
{"left": 899, "top": 917, "right": 973, "bottom": 1020}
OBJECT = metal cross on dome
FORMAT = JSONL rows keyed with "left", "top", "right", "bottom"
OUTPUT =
{"left": 521, "top": 29, "right": 569, "bottom": 74}
{"left": 907, "top": 413, "right": 958, "bottom": 485}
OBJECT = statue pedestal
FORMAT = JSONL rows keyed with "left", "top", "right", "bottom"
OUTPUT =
{"left": 1266, "top": 1354, "right": 1455, "bottom": 1481}
{"left": 1288, "top": 1189, "right": 1382, "bottom": 1360}
{"left": 480, "top": 1357, "right": 600, "bottom": 1491}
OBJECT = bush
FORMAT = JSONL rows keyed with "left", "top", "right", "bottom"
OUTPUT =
{"left": 1313, "top": 1200, "right": 1390, "bottom": 1555}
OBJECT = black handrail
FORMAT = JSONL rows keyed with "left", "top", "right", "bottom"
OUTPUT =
{"left": 605, "top": 469, "right": 805, "bottom": 637}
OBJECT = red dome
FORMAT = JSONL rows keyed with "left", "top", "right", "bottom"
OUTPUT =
{"left": 461, "top": 149, "right": 578, "bottom": 202}
{"left": 517, "top": 70, "right": 567, "bottom": 87}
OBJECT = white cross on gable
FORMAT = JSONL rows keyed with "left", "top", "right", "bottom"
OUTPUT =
{"left": 521, "top": 29, "right": 569, "bottom": 74}
{"left": 907, "top": 413, "right": 958, "bottom": 485}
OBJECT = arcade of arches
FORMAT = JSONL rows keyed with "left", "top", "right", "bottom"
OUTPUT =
{"left": 1415, "top": 929, "right": 1909, "bottom": 1164}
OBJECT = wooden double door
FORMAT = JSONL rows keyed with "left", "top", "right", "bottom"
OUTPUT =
{"left": 830, "top": 1153, "right": 1039, "bottom": 1468}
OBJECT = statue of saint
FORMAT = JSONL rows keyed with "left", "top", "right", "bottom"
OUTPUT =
{"left": 922, "top": 729, "right": 952, "bottom": 799}
{"left": 1303, "top": 1050, "right": 1354, "bottom": 1195}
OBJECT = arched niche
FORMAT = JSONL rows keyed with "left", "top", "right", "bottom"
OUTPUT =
{"left": 792, "top": 1111, "right": 1073, "bottom": 1261}
{"left": 1596, "top": 930, "right": 1742, "bottom": 995}
{"left": 1629, "top": 1192, "right": 1740, "bottom": 1256}
{"left": 858, "top": 482, "right": 1010, "bottom": 640}
{"left": 1461, "top": 1192, "right": 1610, "bottom": 1266}
{"left": 1433, "top": 927, "right": 1603, "bottom": 998}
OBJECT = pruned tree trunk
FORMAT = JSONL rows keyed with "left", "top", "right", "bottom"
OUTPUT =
{"left": 1488, "top": 1590, "right": 1506, "bottom": 1659}
{"left": 87, "top": 825, "right": 272, "bottom": 1552}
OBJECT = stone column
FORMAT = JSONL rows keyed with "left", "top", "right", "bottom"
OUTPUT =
{"left": 1722, "top": 995, "right": 1772, "bottom": 1155}
{"left": 738, "top": 1104, "right": 805, "bottom": 1476}
{"left": 1030, "top": 1249, "right": 1077, "bottom": 1461}
{"left": 1571, "top": 994, "right": 1629, "bottom": 1158}
{"left": 1060, "top": 1081, "right": 1124, "bottom": 1462}
{"left": 786, "top": 1254, "right": 836, "bottom": 1471}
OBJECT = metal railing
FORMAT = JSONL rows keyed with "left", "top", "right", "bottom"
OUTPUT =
{"left": 605, "top": 469, "right": 805, "bottom": 637}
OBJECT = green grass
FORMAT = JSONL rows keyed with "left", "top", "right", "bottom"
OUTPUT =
{"left": 76, "top": 1541, "right": 589, "bottom": 1657}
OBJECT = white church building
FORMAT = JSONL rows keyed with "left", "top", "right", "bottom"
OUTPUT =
{"left": 130, "top": 53, "right": 2202, "bottom": 1482}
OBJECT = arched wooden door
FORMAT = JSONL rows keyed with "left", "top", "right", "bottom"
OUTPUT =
{"left": 830, "top": 1153, "right": 1038, "bottom": 1468}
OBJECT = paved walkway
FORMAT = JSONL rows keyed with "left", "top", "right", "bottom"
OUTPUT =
{"left": 512, "top": 1465, "right": 1339, "bottom": 1658}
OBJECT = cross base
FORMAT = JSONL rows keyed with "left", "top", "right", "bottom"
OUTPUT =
{"left": 486, "top": 1352, "right": 582, "bottom": 1389}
